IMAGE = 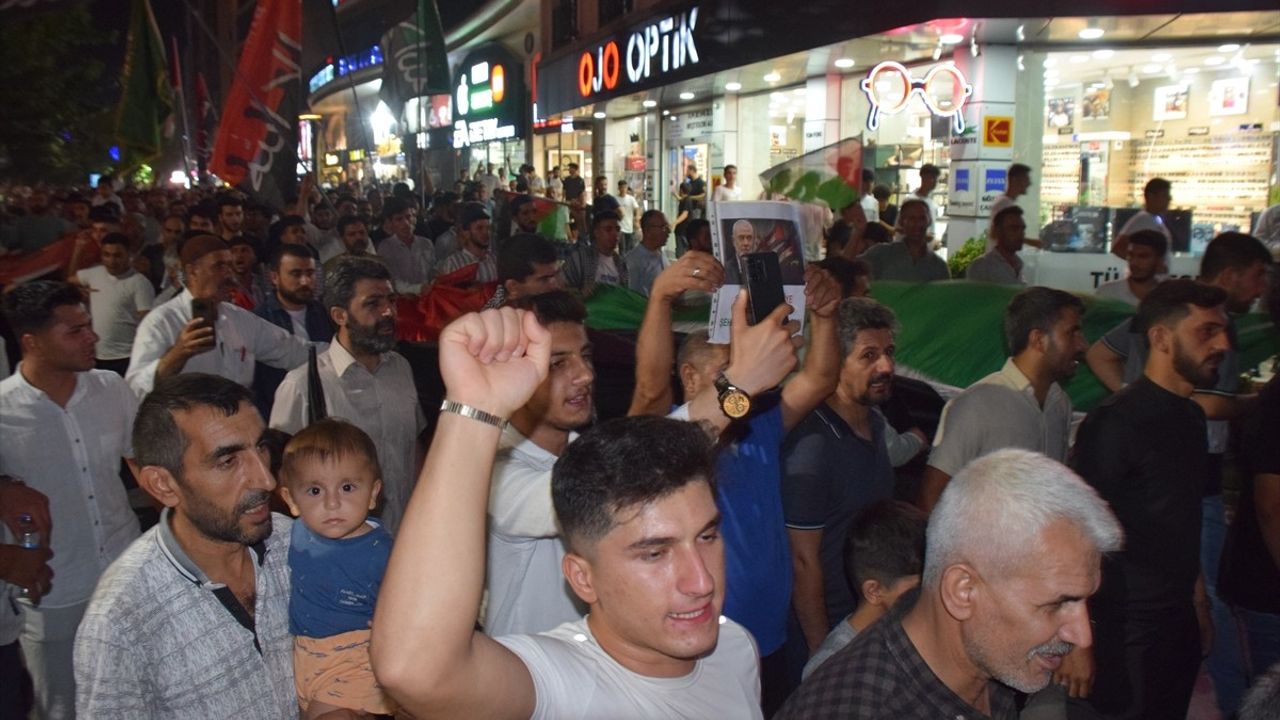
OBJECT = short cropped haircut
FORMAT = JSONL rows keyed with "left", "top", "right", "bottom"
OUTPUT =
{"left": 845, "top": 500, "right": 927, "bottom": 600}
{"left": 591, "top": 208, "right": 621, "bottom": 231}
{"left": 836, "top": 297, "right": 898, "bottom": 356}
{"left": 924, "top": 449, "right": 1123, "bottom": 588}
{"left": 815, "top": 256, "right": 870, "bottom": 299}
{"left": 723, "top": 164, "right": 737, "bottom": 174}
{"left": 898, "top": 197, "right": 929, "bottom": 219}
{"left": 552, "top": 415, "right": 716, "bottom": 551}
{"left": 280, "top": 418, "right": 381, "bottom": 489}
{"left": 99, "top": 232, "right": 131, "bottom": 250}
{"left": 1200, "top": 231, "right": 1271, "bottom": 281}
{"left": 872, "top": 184, "right": 891, "bottom": 202}
{"left": 133, "top": 373, "right": 256, "bottom": 483}
{"left": 639, "top": 209, "right": 665, "bottom": 230}
{"left": 382, "top": 197, "right": 411, "bottom": 219}
{"left": 1004, "top": 286, "right": 1084, "bottom": 356}
{"left": 323, "top": 255, "right": 393, "bottom": 311}
{"left": 336, "top": 215, "right": 367, "bottom": 236}
{"left": 186, "top": 202, "right": 217, "bottom": 226}
{"left": 992, "top": 204, "right": 1024, "bottom": 229}
{"left": 497, "top": 233, "right": 560, "bottom": 284}
{"left": 1133, "top": 278, "right": 1228, "bottom": 345}
{"left": 1143, "top": 177, "right": 1171, "bottom": 199}
{"left": 507, "top": 289, "right": 586, "bottom": 326}
{"left": 676, "top": 330, "right": 725, "bottom": 371}
{"left": 861, "top": 169, "right": 875, "bottom": 183}
{"left": 2, "top": 280, "right": 85, "bottom": 336}
{"left": 269, "top": 243, "right": 317, "bottom": 272}
{"left": 217, "top": 194, "right": 244, "bottom": 211}
{"left": 1127, "top": 229, "right": 1168, "bottom": 258}
{"left": 1008, "top": 163, "right": 1031, "bottom": 180}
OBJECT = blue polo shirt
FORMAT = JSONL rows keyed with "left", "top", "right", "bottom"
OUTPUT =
{"left": 288, "top": 520, "right": 391, "bottom": 638}
{"left": 716, "top": 400, "right": 792, "bottom": 655}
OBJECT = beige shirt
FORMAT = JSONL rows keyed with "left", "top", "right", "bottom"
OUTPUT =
{"left": 928, "top": 357, "right": 1072, "bottom": 476}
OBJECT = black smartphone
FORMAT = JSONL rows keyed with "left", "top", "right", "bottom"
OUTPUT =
{"left": 191, "top": 297, "right": 219, "bottom": 344}
{"left": 743, "top": 251, "right": 786, "bottom": 325}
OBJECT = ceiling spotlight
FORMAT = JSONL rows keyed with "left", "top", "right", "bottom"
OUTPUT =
{"left": 940, "top": 33, "right": 963, "bottom": 45}
{"left": 1092, "top": 49, "right": 1114, "bottom": 60}
{"left": 670, "top": 116, "right": 678, "bottom": 121}
{"left": 1127, "top": 67, "right": 1139, "bottom": 88}
{"left": 725, "top": 81, "right": 742, "bottom": 91}
{"left": 641, "top": 99, "right": 657, "bottom": 108}
{"left": 763, "top": 71, "right": 781, "bottom": 82}
{"left": 592, "top": 111, "right": 606, "bottom": 119}
{"left": 661, "top": 109, "right": 670, "bottom": 116}
{"left": 834, "top": 58, "right": 855, "bottom": 69}
{"left": 1016, "top": 24, "right": 1026, "bottom": 42}
{"left": 1218, "top": 43, "right": 1240, "bottom": 53}
{"left": 932, "top": 41, "right": 943, "bottom": 61}
{"left": 1078, "top": 26, "right": 1105, "bottom": 40}
{"left": 1204, "top": 55, "right": 1225, "bottom": 66}
{"left": 1017, "top": 54, "right": 1025, "bottom": 71}
{"left": 678, "top": 91, "right": 695, "bottom": 100}
{"left": 1141, "top": 63, "right": 1162, "bottom": 74}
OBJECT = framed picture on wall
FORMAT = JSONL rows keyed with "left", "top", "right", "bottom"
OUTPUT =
{"left": 1046, "top": 97, "right": 1075, "bottom": 129}
{"left": 1209, "top": 77, "right": 1249, "bottom": 117}
{"left": 1083, "top": 87, "right": 1111, "bottom": 120}
{"left": 1153, "top": 85, "right": 1189, "bottom": 121}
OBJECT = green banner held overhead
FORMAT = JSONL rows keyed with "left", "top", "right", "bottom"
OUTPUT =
{"left": 758, "top": 137, "right": 862, "bottom": 212}
{"left": 114, "top": 0, "right": 171, "bottom": 165}
{"left": 583, "top": 281, "right": 1278, "bottom": 413}
{"left": 379, "top": 0, "right": 450, "bottom": 119}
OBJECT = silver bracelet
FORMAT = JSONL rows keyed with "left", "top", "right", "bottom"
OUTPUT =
{"left": 439, "top": 400, "right": 507, "bottom": 428}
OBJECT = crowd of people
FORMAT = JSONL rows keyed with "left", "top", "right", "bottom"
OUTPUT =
{"left": 0, "top": 162, "right": 1277, "bottom": 720}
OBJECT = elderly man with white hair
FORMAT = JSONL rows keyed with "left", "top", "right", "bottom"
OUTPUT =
{"left": 778, "top": 449, "right": 1123, "bottom": 719}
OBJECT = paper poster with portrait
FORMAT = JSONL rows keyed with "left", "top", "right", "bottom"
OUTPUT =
{"left": 1153, "top": 85, "right": 1189, "bottom": 121}
{"left": 1046, "top": 97, "right": 1075, "bottom": 129}
{"left": 1083, "top": 87, "right": 1111, "bottom": 120}
{"left": 1209, "top": 77, "right": 1249, "bottom": 117}
{"left": 706, "top": 201, "right": 808, "bottom": 344}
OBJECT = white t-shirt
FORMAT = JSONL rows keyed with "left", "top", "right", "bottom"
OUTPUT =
{"left": 860, "top": 193, "right": 879, "bottom": 223}
{"left": 497, "top": 617, "right": 762, "bottom": 720}
{"left": 1095, "top": 278, "right": 1141, "bottom": 306}
{"left": 76, "top": 265, "right": 155, "bottom": 360}
{"left": 285, "top": 307, "right": 309, "bottom": 340}
{"left": 1118, "top": 211, "right": 1173, "bottom": 268}
{"left": 617, "top": 194, "right": 639, "bottom": 234}
{"left": 596, "top": 254, "right": 620, "bottom": 285}
{"left": 713, "top": 184, "right": 742, "bottom": 203}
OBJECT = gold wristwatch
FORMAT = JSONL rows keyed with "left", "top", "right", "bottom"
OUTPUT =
{"left": 715, "top": 372, "right": 751, "bottom": 419}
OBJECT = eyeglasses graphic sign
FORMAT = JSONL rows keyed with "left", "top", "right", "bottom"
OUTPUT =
{"left": 861, "top": 61, "right": 973, "bottom": 133}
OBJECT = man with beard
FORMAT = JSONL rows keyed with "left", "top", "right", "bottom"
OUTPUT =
{"left": 126, "top": 234, "right": 311, "bottom": 396}
{"left": 217, "top": 194, "right": 246, "bottom": 242}
{"left": 271, "top": 256, "right": 424, "bottom": 536}
{"left": 921, "top": 287, "right": 1086, "bottom": 511}
{"left": 1084, "top": 231, "right": 1271, "bottom": 714}
{"left": 435, "top": 202, "right": 497, "bottom": 283}
{"left": 510, "top": 194, "right": 540, "bottom": 235}
{"left": 965, "top": 206, "right": 1028, "bottom": 285}
{"left": 1, "top": 281, "right": 141, "bottom": 719}
{"left": 1073, "top": 279, "right": 1232, "bottom": 719}
{"left": 322, "top": 215, "right": 376, "bottom": 275}
{"left": 781, "top": 298, "right": 901, "bottom": 673}
{"left": 779, "top": 449, "right": 1121, "bottom": 719}
{"left": 252, "top": 244, "right": 333, "bottom": 417}
{"left": 562, "top": 212, "right": 627, "bottom": 297}
{"left": 75, "top": 374, "right": 296, "bottom": 717}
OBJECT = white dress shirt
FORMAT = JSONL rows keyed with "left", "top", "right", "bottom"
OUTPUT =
{"left": 0, "top": 368, "right": 141, "bottom": 608}
{"left": 270, "top": 340, "right": 425, "bottom": 535}
{"left": 376, "top": 234, "right": 435, "bottom": 294}
{"left": 125, "top": 289, "right": 311, "bottom": 397}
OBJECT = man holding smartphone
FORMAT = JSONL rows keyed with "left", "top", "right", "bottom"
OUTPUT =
{"left": 127, "top": 234, "right": 311, "bottom": 396}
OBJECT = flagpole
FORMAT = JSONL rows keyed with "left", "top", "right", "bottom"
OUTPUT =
{"left": 170, "top": 35, "right": 196, "bottom": 187}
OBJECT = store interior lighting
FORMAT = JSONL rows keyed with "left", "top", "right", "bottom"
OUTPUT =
{"left": 592, "top": 111, "right": 606, "bottom": 119}
{"left": 833, "top": 58, "right": 855, "bottom": 69}
{"left": 678, "top": 91, "right": 695, "bottom": 100}
{"left": 1151, "top": 52, "right": 1172, "bottom": 62}
{"left": 939, "top": 33, "right": 963, "bottom": 45}
{"left": 641, "top": 99, "right": 657, "bottom": 108}
{"left": 763, "top": 71, "right": 781, "bottom": 82}
{"left": 1218, "top": 43, "right": 1240, "bottom": 53}
{"left": 1092, "top": 49, "right": 1114, "bottom": 60}
{"left": 1203, "top": 55, "right": 1225, "bottom": 66}
{"left": 1078, "top": 25, "right": 1105, "bottom": 40}
{"left": 725, "top": 81, "right": 742, "bottom": 91}
{"left": 1127, "top": 67, "right": 1140, "bottom": 87}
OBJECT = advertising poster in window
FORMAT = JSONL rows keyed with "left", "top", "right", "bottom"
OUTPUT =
{"left": 706, "top": 201, "right": 807, "bottom": 344}
{"left": 1208, "top": 77, "right": 1249, "bottom": 117}
{"left": 1153, "top": 85, "right": 1189, "bottom": 121}
{"left": 1083, "top": 87, "right": 1111, "bottom": 120}
{"left": 1046, "top": 97, "right": 1075, "bottom": 129}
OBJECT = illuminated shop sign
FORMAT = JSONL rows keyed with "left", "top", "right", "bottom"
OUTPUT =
{"left": 452, "top": 44, "right": 527, "bottom": 147}
{"left": 577, "top": 7, "right": 700, "bottom": 98}
{"left": 861, "top": 61, "right": 972, "bottom": 133}
{"left": 308, "top": 45, "right": 384, "bottom": 94}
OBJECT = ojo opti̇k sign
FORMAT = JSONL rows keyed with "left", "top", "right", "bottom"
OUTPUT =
{"left": 577, "top": 7, "right": 700, "bottom": 98}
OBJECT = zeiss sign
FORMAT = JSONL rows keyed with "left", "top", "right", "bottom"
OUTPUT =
{"left": 578, "top": 7, "right": 700, "bottom": 97}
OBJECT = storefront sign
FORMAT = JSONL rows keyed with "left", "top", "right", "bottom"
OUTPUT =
{"left": 308, "top": 44, "right": 384, "bottom": 95}
{"left": 861, "top": 61, "right": 972, "bottom": 133}
{"left": 577, "top": 7, "right": 700, "bottom": 99}
{"left": 452, "top": 44, "right": 527, "bottom": 148}
{"left": 348, "top": 149, "right": 365, "bottom": 162}
{"left": 1188, "top": 126, "right": 1210, "bottom": 136}
{"left": 983, "top": 116, "right": 1012, "bottom": 147}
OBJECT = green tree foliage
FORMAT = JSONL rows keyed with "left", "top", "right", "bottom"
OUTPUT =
{"left": 0, "top": 3, "right": 114, "bottom": 183}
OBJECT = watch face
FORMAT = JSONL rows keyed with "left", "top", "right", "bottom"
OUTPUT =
{"left": 722, "top": 390, "right": 751, "bottom": 419}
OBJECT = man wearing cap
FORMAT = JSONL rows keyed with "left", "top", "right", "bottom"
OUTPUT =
{"left": 126, "top": 234, "right": 311, "bottom": 397}
{"left": 435, "top": 202, "right": 497, "bottom": 283}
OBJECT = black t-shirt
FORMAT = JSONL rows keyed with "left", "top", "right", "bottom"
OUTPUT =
{"left": 562, "top": 175, "right": 585, "bottom": 201}
{"left": 1219, "top": 375, "right": 1280, "bottom": 613}
{"left": 1072, "top": 376, "right": 1208, "bottom": 613}
{"left": 680, "top": 176, "right": 707, "bottom": 219}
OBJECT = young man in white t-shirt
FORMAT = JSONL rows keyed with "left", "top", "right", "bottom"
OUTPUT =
{"left": 73, "top": 233, "right": 154, "bottom": 374}
{"left": 1111, "top": 177, "right": 1174, "bottom": 270}
{"left": 616, "top": 180, "right": 640, "bottom": 253}
{"left": 373, "top": 299, "right": 806, "bottom": 720}
{"left": 713, "top": 165, "right": 742, "bottom": 203}
{"left": 1096, "top": 229, "right": 1167, "bottom": 306}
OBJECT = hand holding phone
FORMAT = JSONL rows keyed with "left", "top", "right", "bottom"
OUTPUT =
{"left": 743, "top": 252, "right": 786, "bottom": 325}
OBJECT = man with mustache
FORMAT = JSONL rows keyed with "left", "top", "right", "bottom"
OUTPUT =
{"left": 780, "top": 298, "right": 901, "bottom": 674}
{"left": 126, "top": 234, "right": 311, "bottom": 397}
{"left": 76, "top": 373, "right": 297, "bottom": 717}
{"left": 1073, "top": 279, "right": 1233, "bottom": 719}
{"left": 271, "top": 256, "right": 425, "bottom": 536}
{"left": 779, "top": 449, "right": 1122, "bottom": 719}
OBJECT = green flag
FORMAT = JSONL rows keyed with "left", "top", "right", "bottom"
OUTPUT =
{"left": 379, "top": 0, "right": 450, "bottom": 119}
{"left": 114, "top": 0, "right": 171, "bottom": 163}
